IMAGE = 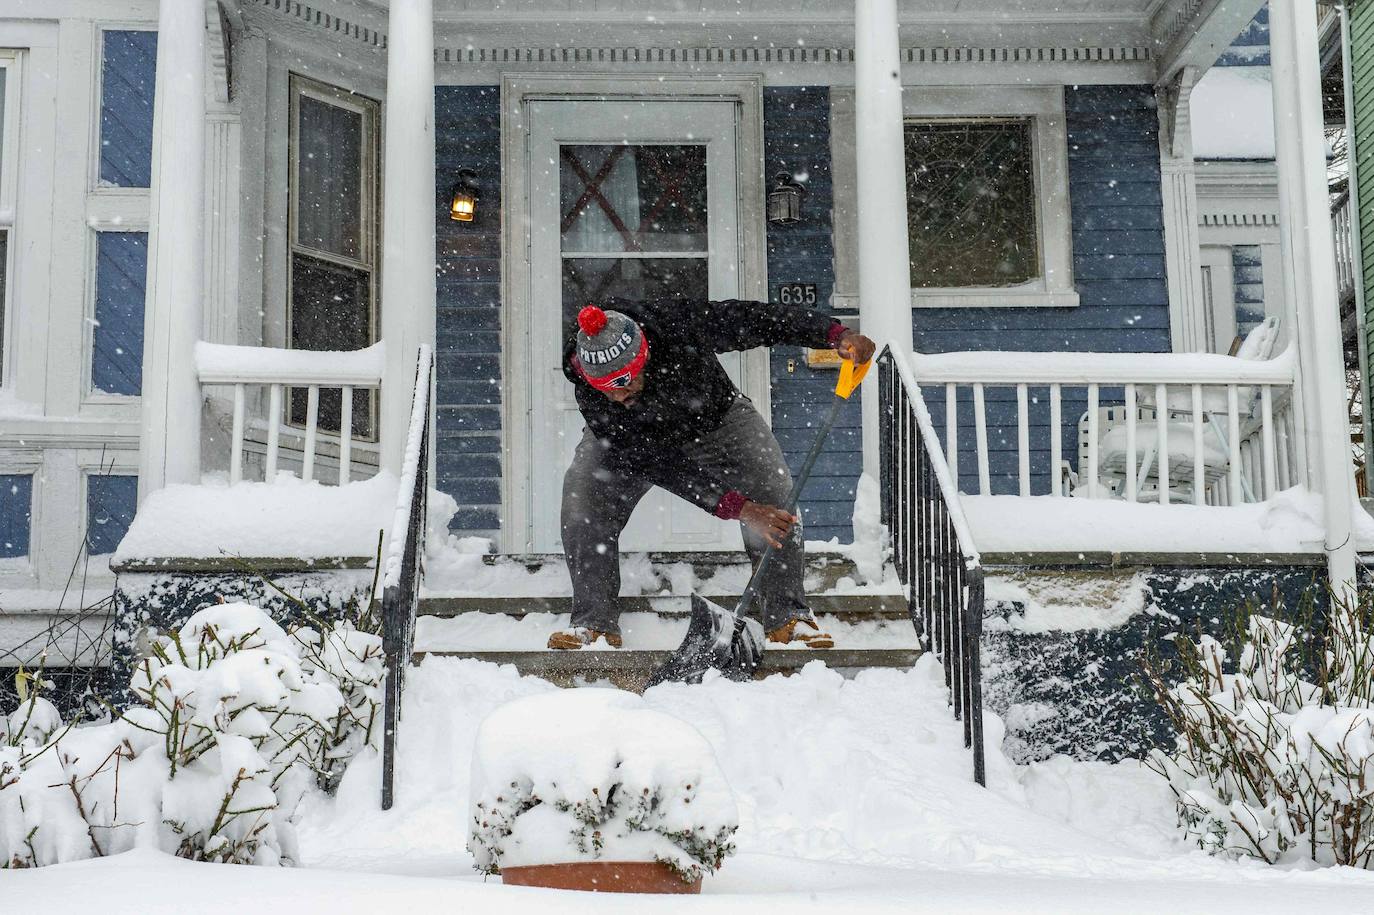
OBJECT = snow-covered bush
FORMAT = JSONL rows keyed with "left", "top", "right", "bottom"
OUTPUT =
{"left": 468, "top": 689, "right": 738, "bottom": 883}
{"left": 1146, "top": 597, "right": 1374, "bottom": 867}
{"left": 0, "top": 602, "right": 383, "bottom": 868}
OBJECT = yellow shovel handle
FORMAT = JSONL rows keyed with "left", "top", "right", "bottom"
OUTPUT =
{"left": 835, "top": 356, "right": 872, "bottom": 400}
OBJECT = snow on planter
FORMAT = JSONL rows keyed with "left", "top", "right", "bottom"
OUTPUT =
{"left": 467, "top": 689, "right": 738, "bottom": 883}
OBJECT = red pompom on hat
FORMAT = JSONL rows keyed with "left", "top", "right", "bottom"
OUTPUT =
{"left": 578, "top": 304, "right": 608, "bottom": 336}
{"left": 573, "top": 305, "right": 648, "bottom": 392}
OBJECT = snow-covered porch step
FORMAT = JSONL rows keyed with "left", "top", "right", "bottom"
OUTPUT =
{"left": 418, "top": 592, "right": 907, "bottom": 620}
{"left": 411, "top": 647, "right": 924, "bottom": 691}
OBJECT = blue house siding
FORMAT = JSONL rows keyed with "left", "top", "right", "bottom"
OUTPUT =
{"left": 763, "top": 87, "right": 858, "bottom": 544}
{"left": 435, "top": 86, "right": 502, "bottom": 535}
{"left": 917, "top": 85, "right": 1171, "bottom": 495}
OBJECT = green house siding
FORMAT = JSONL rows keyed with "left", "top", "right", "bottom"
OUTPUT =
{"left": 1355, "top": 0, "right": 1374, "bottom": 440}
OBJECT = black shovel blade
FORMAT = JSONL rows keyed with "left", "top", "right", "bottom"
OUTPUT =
{"left": 646, "top": 594, "right": 765, "bottom": 687}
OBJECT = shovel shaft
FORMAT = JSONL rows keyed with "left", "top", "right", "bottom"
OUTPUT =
{"left": 735, "top": 393, "right": 846, "bottom": 621}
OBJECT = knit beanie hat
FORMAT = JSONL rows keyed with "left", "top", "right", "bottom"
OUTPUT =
{"left": 574, "top": 305, "right": 649, "bottom": 391}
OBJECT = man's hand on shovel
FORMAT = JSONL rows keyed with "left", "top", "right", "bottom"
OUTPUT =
{"left": 836, "top": 330, "right": 877, "bottom": 365}
{"left": 740, "top": 501, "right": 798, "bottom": 550}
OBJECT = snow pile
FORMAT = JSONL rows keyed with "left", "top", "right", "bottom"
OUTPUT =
{"left": 114, "top": 472, "right": 399, "bottom": 562}
{"left": 1146, "top": 611, "right": 1374, "bottom": 867}
{"left": 468, "top": 689, "right": 737, "bottom": 882}
{"left": 985, "top": 570, "right": 1153, "bottom": 633}
{"left": 848, "top": 472, "right": 887, "bottom": 584}
{"left": 962, "top": 487, "right": 1374, "bottom": 555}
{"left": 0, "top": 603, "right": 382, "bottom": 867}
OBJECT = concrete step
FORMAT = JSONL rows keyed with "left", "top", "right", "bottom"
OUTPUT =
{"left": 412, "top": 647, "right": 924, "bottom": 691}
{"left": 417, "top": 592, "right": 907, "bottom": 621}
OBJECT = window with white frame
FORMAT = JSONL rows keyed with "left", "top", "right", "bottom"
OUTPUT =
{"left": 0, "top": 52, "right": 21, "bottom": 385}
{"left": 902, "top": 88, "right": 1078, "bottom": 308}
{"left": 288, "top": 75, "right": 379, "bottom": 437}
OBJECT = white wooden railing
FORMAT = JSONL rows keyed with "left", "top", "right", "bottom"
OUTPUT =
{"left": 195, "top": 341, "right": 385, "bottom": 485}
{"left": 909, "top": 348, "right": 1300, "bottom": 506}
{"left": 1333, "top": 188, "right": 1356, "bottom": 306}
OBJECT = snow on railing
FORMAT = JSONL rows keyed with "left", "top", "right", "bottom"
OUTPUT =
{"left": 379, "top": 345, "right": 432, "bottom": 811}
{"left": 907, "top": 346, "right": 1299, "bottom": 506}
{"left": 195, "top": 341, "right": 384, "bottom": 486}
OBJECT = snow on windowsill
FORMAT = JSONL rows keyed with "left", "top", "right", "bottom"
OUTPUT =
{"left": 112, "top": 472, "right": 398, "bottom": 564}
{"left": 960, "top": 487, "right": 1374, "bottom": 556}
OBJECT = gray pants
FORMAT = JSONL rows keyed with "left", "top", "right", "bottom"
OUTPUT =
{"left": 561, "top": 397, "right": 806, "bottom": 635}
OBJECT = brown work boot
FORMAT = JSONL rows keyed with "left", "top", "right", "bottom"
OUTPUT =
{"left": 765, "top": 614, "right": 834, "bottom": 649}
{"left": 547, "top": 627, "right": 624, "bottom": 650}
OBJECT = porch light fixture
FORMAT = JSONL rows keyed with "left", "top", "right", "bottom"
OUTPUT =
{"left": 449, "top": 169, "right": 480, "bottom": 222}
{"left": 766, "top": 172, "right": 806, "bottom": 225}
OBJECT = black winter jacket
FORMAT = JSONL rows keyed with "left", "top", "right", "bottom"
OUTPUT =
{"left": 562, "top": 297, "right": 841, "bottom": 511}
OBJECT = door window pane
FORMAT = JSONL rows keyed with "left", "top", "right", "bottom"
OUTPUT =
{"left": 0, "top": 473, "right": 32, "bottom": 559}
{"left": 296, "top": 95, "right": 363, "bottom": 259}
{"left": 904, "top": 120, "right": 1039, "bottom": 288}
{"left": 99, "top": 30, "right": 158, "bottom": 188}
{"left": 93, "top": 232, "right": 148, "bottom": 396}
{"left": 560, "top": 145, "right": 708, "bottom": 254}
{"left": 561, "top": 257, "right": 709, "bottom": 334}
{"left": 86, "top": 474, "right": 137, "bottom": 555}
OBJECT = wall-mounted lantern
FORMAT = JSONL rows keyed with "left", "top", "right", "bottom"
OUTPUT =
{"left": 766, "top": 172, "right": 806, "bottom": 225}
{"left": 449, "top": 168, "right": 480, "bottom": 222}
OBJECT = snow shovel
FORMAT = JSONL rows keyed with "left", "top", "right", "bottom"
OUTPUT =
{"left": 647, "top": 356, "right": 872, "bottom": 688}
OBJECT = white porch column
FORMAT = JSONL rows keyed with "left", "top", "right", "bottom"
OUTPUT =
{"left": 1269, "top": 0, "right": 1358, "bottom": 592}
{"left": 855, "top": 0, "right": 915, "bottom": 479}
{"left": 139, "top": 0, "right": 207, "bottom": 497}
{"left": 379, "top": 0, "right": 437, "bottom": 476}
{"left": 1156, "top": 67, "right": 1209, "bottom": 353}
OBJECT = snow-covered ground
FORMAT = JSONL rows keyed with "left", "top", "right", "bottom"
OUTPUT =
{"left": 13, "top": 656, "right": 1374, "bottom": 912}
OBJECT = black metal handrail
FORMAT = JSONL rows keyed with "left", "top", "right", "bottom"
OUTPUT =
{"left": 878, "top": 345, "right": 986, "bottom": 786}
{"left": 380, "top": 345, "right": 433, "bottom": 810}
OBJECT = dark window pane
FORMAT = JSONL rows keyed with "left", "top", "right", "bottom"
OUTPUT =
{"left": 561, "top": 257, "right": 709, "bottom": 335}
{"left": 560, "top": 145, "right": 708, "bottom": 254}
{"left": 289, "top": 252, "right": 373, "bottom": 437}
{"left": 296, "top": 95, "right": 364, "bottom": 259}
{"left": 99, "top": 30, "right": 158, "bottom": 187}
{"left": 0, "top": 473, "right": 32, "bottom": 558}
{"left": 86, "top": 474, "right": 137, "bottom": 555}
{"left": 905, "top": 120, "right": 1039, "bottom": 288}
{"left": 93, "top": 232, "right": 148, "bottom": 396}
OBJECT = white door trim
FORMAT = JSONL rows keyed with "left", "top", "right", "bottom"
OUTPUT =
{"left": 499, "top": 73, "right": 768, "bottom": 554}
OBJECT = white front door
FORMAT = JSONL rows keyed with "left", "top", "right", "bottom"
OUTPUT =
{"left": 528, "top": 99, "right": 756, "bottom": 553}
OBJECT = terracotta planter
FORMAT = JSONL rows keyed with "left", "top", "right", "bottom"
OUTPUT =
{"left": 500, "top": 861, "right": 702, "bottom": 894}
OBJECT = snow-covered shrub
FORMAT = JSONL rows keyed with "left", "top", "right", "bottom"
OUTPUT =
{"left": 1146, "top": 596, "right": 1374, "bottom": 867}
{"left": 0, "top": 602, "right": 383, "bottom": 868}
{"left": 468, "top": 689, "right": 738, "bottom": 883}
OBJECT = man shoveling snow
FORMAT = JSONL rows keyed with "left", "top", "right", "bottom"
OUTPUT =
{"left": 548, "top": 297, "right": 875, "bottom": 652}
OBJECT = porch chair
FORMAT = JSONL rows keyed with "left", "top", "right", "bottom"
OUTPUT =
{"left": 1080, "top": 317, "right": 1283, "bottom": 504}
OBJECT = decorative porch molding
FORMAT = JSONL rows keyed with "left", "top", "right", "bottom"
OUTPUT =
{"left": 207, "top": 1, "right": 232, "bottom": 103}
{"left": 1156, "top": 66, "right": 1208, "bottom": 354}
{"left": 436, "top": 44, "right": 1152, "bottom": 67}
{"left": 1152, "top": 0, "right": 1267, "bottom": 85}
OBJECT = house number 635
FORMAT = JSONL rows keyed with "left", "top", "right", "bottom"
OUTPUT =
{"left": 777, "top": 283, "right": 818, "bottom": 306}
